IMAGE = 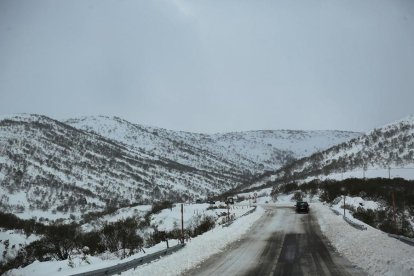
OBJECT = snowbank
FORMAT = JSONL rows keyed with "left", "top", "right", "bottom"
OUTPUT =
{"left": 336, "top": 196, "right": 380, "bottom": 210}
{"left": 121, "top": 206, "right": 265, "bottom": 276}
{"left": 314, "top": 203, "right": 414, "bottom": 276}
{"left": 330, "top": 196, "right": 381, "bottom": 226}
{"left": 5, "top": 241, "right": 175, "bottom": 276}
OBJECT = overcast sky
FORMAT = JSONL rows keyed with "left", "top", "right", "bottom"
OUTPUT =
{"left": 1, "top": 0, "right": 413, "bottom": 133}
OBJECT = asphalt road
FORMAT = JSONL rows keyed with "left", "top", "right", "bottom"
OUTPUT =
{"left": 182, "top": 206, "right": 365, "bottom": 276}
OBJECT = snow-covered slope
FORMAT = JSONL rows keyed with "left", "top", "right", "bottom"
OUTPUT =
{"left": 0, "top": 115, "right": 242, "bottom": 220}
{"left": 0, "top": 228, "right": 41, "bottom": 266}
{"left": 206, "top": 130, "right": 360, "bottom": 170}
{"left": 66, "top": 116, "right": 360, "bottom": 172}
{"left": 254, "top": 115, "right": 414, "bottom": 186}
{"left": 0, "top": 114, "right": 359, "bottom": 220}
{"left": 66, "top": 116, "right": 253, "bottom": 175}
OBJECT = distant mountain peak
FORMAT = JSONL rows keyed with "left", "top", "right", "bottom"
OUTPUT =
{"left": 249, "top": 115, "right": 414, "bottom": 189}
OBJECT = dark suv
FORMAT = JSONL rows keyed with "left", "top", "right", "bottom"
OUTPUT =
{"left": 296, "top": 201, "right": 309, "bottom": 213}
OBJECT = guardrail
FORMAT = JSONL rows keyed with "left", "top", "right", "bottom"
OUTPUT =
{"left": 330, "top": 208, "right": 367, "bottom": 230}
{"left": 331, "top": 208, "right": 341, "bottom": 216}
{"left": 240, "top": 206, "right": 257, "bottom": 217}
{"left": 222, "top": 206, "right": 257, "bottom": 228}
{"left": 71, "top": 243, "right": 185, "bottom": 276}
{"left": 388, "top": 234, "right": 414, "bottom": 246}
{"left": 331, "top": 209, "right": 414, "bottom": 244}
{"left": 342, "top": 215, "right": 367, "bottom": 230}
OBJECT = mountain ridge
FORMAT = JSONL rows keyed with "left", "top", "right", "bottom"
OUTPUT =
{"left": 0, "top": 113, "right": 360, "bottom": 222}
{"left": 248, "top": 114, "right": 414, "bottom": 190}
{"left": 66, "top": 115, "right": 361, "bottom": 172}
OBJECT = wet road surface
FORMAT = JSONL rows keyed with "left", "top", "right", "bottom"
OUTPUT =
{"left": 182, "top": 206, "right": 364, "bottom": 276}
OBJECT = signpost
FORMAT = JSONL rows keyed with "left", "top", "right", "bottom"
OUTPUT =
{"left": 227, "top": 202, "right": 230, "bottom": 222}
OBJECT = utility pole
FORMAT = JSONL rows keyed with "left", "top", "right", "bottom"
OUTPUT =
{"left": 402, "top": 200, "right": 405, "bottom": 235}
{"left": 343, "top": 195, "right": 346, "bottom": 217}
{"left": 388, "top": 166, "right": 391, "bottom": 179}
{"left": 392, "top": 192, "right": 397, "bottom": 234}
{"left": 181, "top": 204, "right": 184, "bottom": 244}
{"left": 363, "top": 164, "right": 367, "bottom": 179}
{"left": 341, "top": 186, "right": 346, "bottom": 217}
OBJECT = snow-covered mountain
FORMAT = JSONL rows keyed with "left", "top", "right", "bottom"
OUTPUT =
{"left": 0, "top": 115, "right": 242, "bottom": 218}
{"left": 66, "top": 116, "right": 360, "bottom": 172}
{"left": 0, "top": 114, "right": 359, "bottom": 220}
{"left": 252, "top": 115, "right": 414, "bottom": 187}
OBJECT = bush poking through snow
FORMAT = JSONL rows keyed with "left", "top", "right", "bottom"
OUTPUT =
{"left": 192, "top": 215, "right": 216, "bottom": 237}
{"left": 100, "top": 218, "right": 144, "bottom": 258}
{"left": 292, "top": 191, "right": 304, "bottom": 202}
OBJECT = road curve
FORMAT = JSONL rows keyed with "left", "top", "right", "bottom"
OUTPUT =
{"left": 182, "top": 205, "right": 365, "bottom": 276}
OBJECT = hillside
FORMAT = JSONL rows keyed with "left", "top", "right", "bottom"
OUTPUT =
{"left": 253, "top": 115, "right": 414, "bottom": 188}
{"left": 0, "top": 115, "right": 243, "bottom": 221}
{"left": 66, "top": 116, "right": 360, "bottom": 172}
{"left": 0, "top": 114, "right": 359, "bottom": 222}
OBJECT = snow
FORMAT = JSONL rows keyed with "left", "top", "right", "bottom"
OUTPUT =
{"left": 5, "top": 192, "right": 28, "bottom": 206}
{"left": 66, "top": 116, "right": 360, "bottom": 172}
{"left": 314, "top": 203, "right": 414, "bottom": 276}
{"left": 151, "top": 203, "right": 254, "bottom": 231}
{"left": 82, "top": 205, "right": 151, "bottom": 232}
{"left": 14, "top": 210, "right": 81, "bottom": 224}
{"left": 6, "top": 196, "right": 414, "bottom": 276}
{"left": 5, "top": 206, "right": 265, "bottom": 276}
{"left": 303, "top": 166, "right": 414, "bottom": 183}
{"left": 331, "top": 196, "right": 381, "bottom": 212}
{"left": 0, "top": 229, "right": 41, "bottom": 264}
{"left": 82, "top": 202, "right": 255, "bottom": 236}
{"left": 0, "top": 114, "right": 363, "bottom": 222}
{"left": 121, "top": 206, "right": 265, "bottom": 276}
{"left": 1, "top": 114, "right": 248, "bottom": 217}
{"left": 252, "top": 115, "right": 414, "bottom": 190}
{"left": 5, "top": 243, "right": 169, "bottom": 276}
{"left": 0, "top": 190, "right": 74, "bottom": 223}
{"left": 329, "top": 196, "right": 381, "bottom": 226}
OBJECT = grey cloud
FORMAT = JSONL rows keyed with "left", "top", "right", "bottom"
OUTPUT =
{"left": 0, "top": 0, "right": 413, "bottom": 133}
